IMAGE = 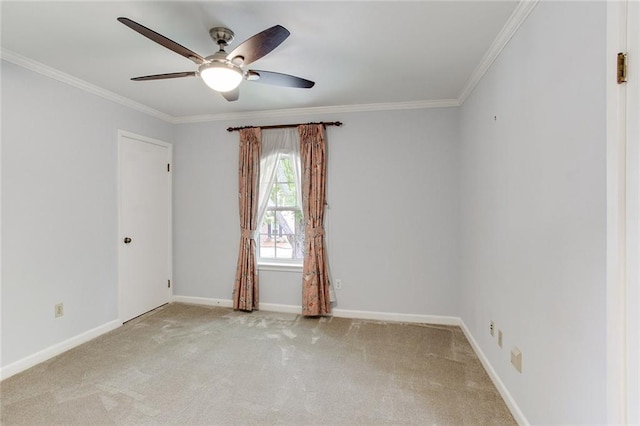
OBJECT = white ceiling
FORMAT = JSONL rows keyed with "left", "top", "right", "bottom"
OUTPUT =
{"left": 1, "top": 1, "right": 521, "bottom": 121}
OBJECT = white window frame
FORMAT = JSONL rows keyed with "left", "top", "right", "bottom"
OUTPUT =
{"left": 256, "top": 130, "right": 304, "bottom": 270}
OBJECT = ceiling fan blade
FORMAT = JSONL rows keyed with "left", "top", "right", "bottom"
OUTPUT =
{"left": 118, "top": 17, "right": 205, "bottom": 65}
{"left": 131, "top": 71, "right": 197, "bottom": 81}
{"left": 226, "top": 25, "right": 290, "bottom": 66}
{"left": 221, "top": 87, "right": 240, "bottom": 102}
{"left": 248, "top": 70, "right": 315, "bottom": 88}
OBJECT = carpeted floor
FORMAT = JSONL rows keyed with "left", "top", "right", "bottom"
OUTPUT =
{"left": 1, "top": 303, "right": 516, "bottom": 425}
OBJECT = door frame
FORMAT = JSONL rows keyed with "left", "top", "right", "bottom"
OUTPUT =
{"left": 607, "top": 0, "right": 639, "bottom": 423}
{"left": 117, "top": 129, "right": 173, "bottom": 323}
{"left": 624, "top": 1, "right": 640, "bottom": 421}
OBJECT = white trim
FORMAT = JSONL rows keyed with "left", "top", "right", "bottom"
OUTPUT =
{"left": 168, "top": 143, "right": 174, "bottom": 301}
{"left": 0, "top": 49, "right": 458, "bottom": 122}
{"left": 459, "top": 321, "right": 529, "bottom": 426}
{"left": 172, "top": 296, "right": 300, "bottom": 313}
{"left": 0, "top": 320, "right": 121, "bottom": 381}
{"left": 457, "top": 0, "right": 539, "bottom": 105}
{"left": 606, "top": 1, "right": 629, "bottom": 424}
{"left": 258, "top": 263, "right": 303, "bottom": 273}
{"left": 0, "top": 49, "right": 173, "bottom": 123}
{"left": 332, "top": 308, "right": 460, "bottom": 326}
{"left": 172, "top": 295, "right": 234, "bottom": 308}
{"left": 173, "top": 99, "right": 460, "bottom": 124}
{"left": 259, "top": 303, "right": 302, "bottom": 315}
{"left": 172, "top": 295, "right": 460, "bottom": 325}
{"left": 117, "top": 130, "right": 172, "bottom": 149}
{"left": 624, "top": 1, "right": 640, "bottom": 422}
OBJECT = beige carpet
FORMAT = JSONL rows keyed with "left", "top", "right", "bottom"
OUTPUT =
{"left": 1, "top": 303, "right": 515, "bottom": 425}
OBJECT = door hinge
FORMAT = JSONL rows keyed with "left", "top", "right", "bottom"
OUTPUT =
{"left": 168, "top": 279, "right": 171, "bottom": 288}
{"left": 617, "top": 52, "right": 628, "bottom": 84}
{"left": 167, "top": 163, "right": 171, "bottom": 172}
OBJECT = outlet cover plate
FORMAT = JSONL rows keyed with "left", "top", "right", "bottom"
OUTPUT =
{"left": 511, "top": 347, "right": 522, "bottom": 373}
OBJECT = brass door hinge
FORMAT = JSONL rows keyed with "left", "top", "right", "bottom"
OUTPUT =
{"left": 168, "top": 279, "right": 171, "bottom": 288}
{"left": 167, "top": 163, "right": 171, "bottom": 172}
{"left": 617, "top": 52, "right": 628, "bottom": 84}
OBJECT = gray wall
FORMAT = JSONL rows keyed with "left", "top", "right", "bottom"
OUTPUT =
{"left": 1, "top": 60, "right": 174, "bottom": 366}
{"left": 172, "top": 108, "right": 461, "bottom": 316}
{"left": 458, "top": 2, "right": 607, "bottom": 424}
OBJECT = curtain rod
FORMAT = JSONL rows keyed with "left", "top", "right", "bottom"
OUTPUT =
{"left": 226, "top": 121, "right": 343, "bottom": 132}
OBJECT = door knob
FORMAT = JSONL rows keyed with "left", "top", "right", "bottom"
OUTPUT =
{"left": 124, "top": 237, "right": 132, "bottom": 244}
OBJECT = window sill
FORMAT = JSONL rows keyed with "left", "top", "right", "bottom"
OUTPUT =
{"left": 258, "top": 263, "right": 303, "bottom": 273}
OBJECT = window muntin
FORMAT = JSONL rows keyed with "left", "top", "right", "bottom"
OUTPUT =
{"left": 258, "top": 155, "right": 304, "bottom": 263}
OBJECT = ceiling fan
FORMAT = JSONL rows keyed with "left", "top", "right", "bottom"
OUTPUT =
{"left": 117, "top": 17, "right": 315, "bottom": 102}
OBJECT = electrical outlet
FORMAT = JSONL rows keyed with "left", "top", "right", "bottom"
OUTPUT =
{"left": 490, "top": 321, "right": 495, "bottom": 336}
{"left": 334, "top": 279, "right": 342, "bottom": 290}
{"left": 54, "top": 303, "right": 64, "bottom": 318}
{"left": 511, "top": 347, "right": 522, "bottom": 373}
{"left": 498, "top": 330, "right": 503, "bottom": 348}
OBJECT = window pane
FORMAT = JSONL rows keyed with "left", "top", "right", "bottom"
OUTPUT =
{"left": 258, "top": 208, "right": 304, "bottom": 260}
{"left": 280, "top": 156, "right": 294, "bottom": 180}
{"left": 258, "top": 233, "right": 277, "bottom": 258}
{"left": 278, "top": 210, "right": 295, "bottom": 233}
{"left": 258, "top": 154, "right": 304, "bottom": 262}
{"left": 275, "top": 183, "right": 297, "bottom": 207}
{"left": 258, "top": 233, "right": 297, "bottom": 259}
{"left": 266, "top": 194, "right": 276, "bottom": 208}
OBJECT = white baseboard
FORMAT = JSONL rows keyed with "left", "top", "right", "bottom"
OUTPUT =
{"left": 172, "top": 295, "right": 233, "bottom": 308}
{"left": 172, "top": 295, "right": 460, "bottom": 326}
{"left": 259, "top": 302, "right": 302, "bottom": 314}
{"left": 172, "top": 296, "right": 300, "bottom": 314}
{"left": 459, "top": 320, "right": 529, "bottom": 425}
{"left": 333, "top": 308, "right": 461, "bottom": 326}
{"left": 0, "top": 319, "right": 121, "bottom": 381}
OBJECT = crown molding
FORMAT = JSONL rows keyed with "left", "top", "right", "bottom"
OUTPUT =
{"left": 457, "top": 0, "right": 539, "bottom": 105}
{"left": 172, "top": 99, "right": 460, "bottom": 124}
{"left": 0, "top": 48, "right": 174, "bottom": 123}
{"left": 1, "top": 48, "right": 459, "bottom": 124}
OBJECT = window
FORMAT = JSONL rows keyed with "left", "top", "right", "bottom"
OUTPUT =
{"left": 257, "top": 129, "right": 304, "bottom": 265}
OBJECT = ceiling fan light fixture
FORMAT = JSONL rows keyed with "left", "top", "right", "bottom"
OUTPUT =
{"left": 119, "top": 18, "right": 314, "bottom": 101}
{"left": 199, "top": 61, "right": 243, "bottom": 92}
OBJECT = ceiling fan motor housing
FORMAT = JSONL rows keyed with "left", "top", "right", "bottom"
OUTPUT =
{"left": 209, "top": 27, "right": 235, "bottom": 47}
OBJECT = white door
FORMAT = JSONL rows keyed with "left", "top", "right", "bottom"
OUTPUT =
{"left": 118, "top": 131, "right": 172, "bottom": 322}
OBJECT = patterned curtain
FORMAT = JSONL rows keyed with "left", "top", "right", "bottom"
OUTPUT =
{"left": 299, "top": 124, "right": 331, "bottom": 316}
{"left": 233, "top": 127, "right": 261, "bottom": 311}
